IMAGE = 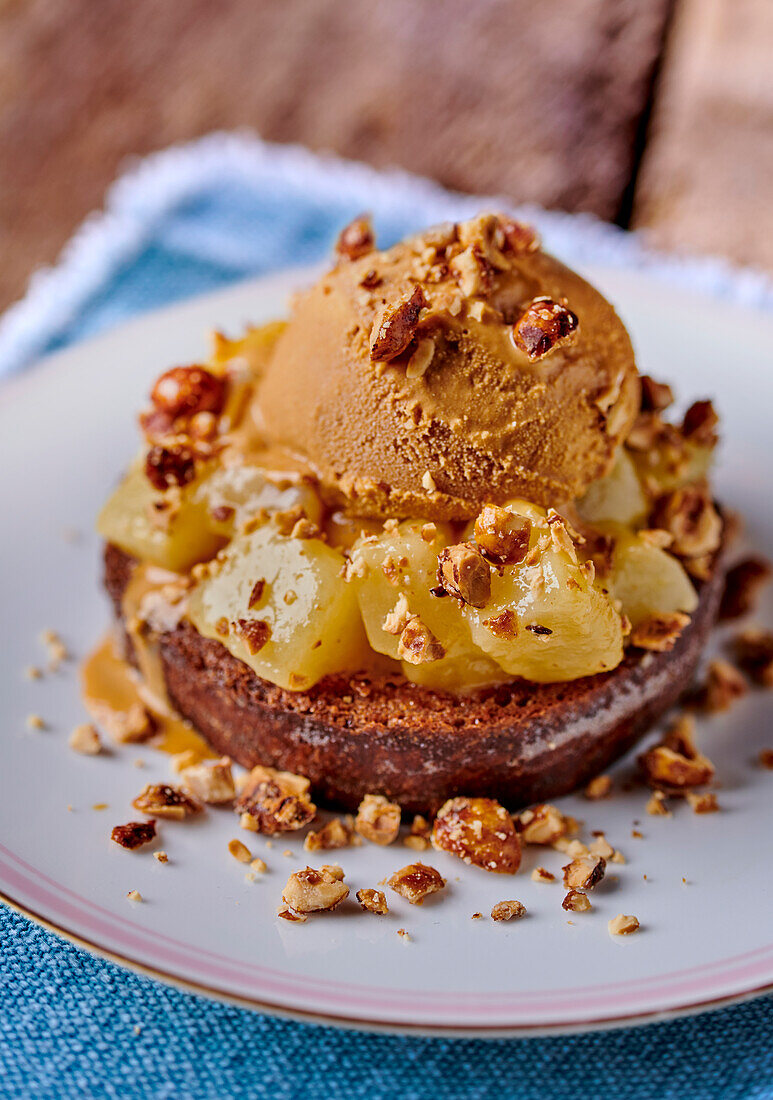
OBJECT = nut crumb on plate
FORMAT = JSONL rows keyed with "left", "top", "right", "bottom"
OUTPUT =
{"left": 562, "top": 890, "right": 592, "bottom": 913}
{"left": 235, "top": 765, "right": 316, "bottom": 834}
{"left": 531, "top": 866, "right": 555, "bottom": 883}
{"left": 387, "top": 863, "right": 446, "bottom": 905}
{"left": 305, "top": 815, "right": 358, "bottom": 851}
{"left": 68, "top": 723, "right": 102, "bottom": 755}
{"left": 491, "top": 900, "right": 526, "bottom": 922}
{"left": 562, "top": 855, "right": 606, "bottom": 890}
{"left": 698, "top": 659, "right": 747, "bottom": 713}
{"left": 584, "top": 775, "right": 612, "bottom": 800}
{"left": 132, "top": 784, "right": 201, "bottom": 820}
{"left": 111, "top": 820, "right": 156, "bottom": 850}
{"left": 357, "top": 888, "right": 389, "bottom": 914}
{"left": 228, "top": 838, "right": 252, "bottom": 863}
{"left": 154, "top": 851, "right": 168, "bottom": 863}
{"left": 26, "top": 713, "right": 45, "bottom": 730}
{"left": 609, "top": 914, "right": 640, "bottom": 936}
{"left": 282, "top": 866, "right": 349, "bottom": 916}
{"left": 180, "top": 757, "right": 235, "bottom": 804}
{"left": 432, "top": 796, "right": 521, "bottom": 873}
{"left": 646, "top": 790, "right": 671, "bottom": 817}
{"left": 515, "top": 804, "right": 567, "bottom": 845}
{"left": 355, "top": 794, "right": 401, "bottom": 846}
{"left": 126, "top": 890, "right": 143, "bottom": 903}
{"left": 686, "top": 791, "right": 720, "bottom": 814}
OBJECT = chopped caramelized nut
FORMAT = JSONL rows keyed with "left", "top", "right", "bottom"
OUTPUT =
{"left": 759, "top": 749, "right": 773, "bottom": 769}
{"left": 304, "top": 816, "right": 356, "bottom": 851}
{"left": 387, "top": 862, "right": 446, "bottom": 905}
{"left": 154, "top": 851, "right": 168, "bottom": 863}
{"left": 652, "top": 487, "right": 722, "bottom": 560}
{"left": 405, "top": 337, "right": 435, "bottom": 380}
{"left": 235, "top": 765, "right": 317, "bottom": 834}
{"left": 734, "top": 628, "right": 773, "bottom": 687}
{"left": 584, "top": 774, "right": 612, "bottom": 800}
{"left": 357, "top": 888, "right": 389, "bottom": 915}
{"left": 397, "top": 616, "right": 445, "bottom": 664}
{"left": 248, "top": 579, "right": 266, "bottom": 610}
{"left": 449, "top": 245, "right": 493, "bottom": 297}
{"left": 69, "top": 723, "right": 102, "bottom": 756}
{"left": 562, "top": 855, "right": 606, "bottom": 891}
{"left": 698, "top": 659, "right": 747, "bottom": 713}
{"left": 499, "top": 217, "right": 540, "bottom": 255}
{"left": 335, "top": 214, "right": 374, "bottom": 261}
{"left": 232, "top": 618, "right": 271, "bottom": 656}
{"left": 630, "top": 612, "right": 690, "bottom": 652}
{"left": 646, "top": 790, "right": 671, "bottom": 817}
{"left": 95, "top": 701, "right": 153, "bottom": 744}
{"left": 151, "top": 365, "right": 225, "bottom": 420}
{"left": 686, "top": 791, "right": 720, "bottom": 814}
{"left": 719, "top": 558, "right": 771, "bottom": 620}
{"left": 403, "top": 835, "right": 429, "bottom": 852}
{"left": 370, "top": 285, "right": 427, "bottom": 361}
{"left": 474, "top": 505, "right": 531, "bottom": 564}
{"left": 589, "top": 836, "right": 615, "bottom": 860}
{"left": 228, "top": 838, "right": 252, "bottom": 863}
{"left": 639, "top": 375, "right": 674, "bottom": 413}
{"left": 432, "top": 796, "right": 521, "bottom": 874}
{"left": 682, "top": 399, "right": 719, "bottom": 447}
{"left": 516, "top": 803, "right": 567, "bottom": 845}
{"left": 513, "top": 297, "right": 578, "bottom": 361}
{"left": 484, "top": 608, "right": 518, "bottom": 640}
{"left": 132, "top": 784, "right": 201, "bottom": 820}
{"left": 180, "top": 758, "right": 235, "bottom": 804}
{"left": 355, "top": 794, "right": 401, "bottom": 846}
{"left": 639, "top": 716, "right": 715, "bottom": 790}
{"left": 126, "top": 890, "right": 143, "bottom": 903}
{"left": 111, "top": 820, "right": 156, "bottom": 850}
{"left": 383, "top": 593, "right": 411, "bottom": 636}
{"left": 531, "top": 866, "right": 555, "bottom": 884}
{"left": 421, "top": 470, "right": 437, "bottom": 493}
{"left": 491, "top": 899, "right": 526, "bottom": 922}
{"left": 562, "top": 890, "right": 592, "bottom": 913}
{"left": 144, "top": 443, "right": 197, "bottom": 491}
{"left": 282, "top": 866, "right": 349, "bottom": 914}
{"left": 436, "top": 542, "right": 491, "bottom": 607}
{"left": 608, "top": 914, "right": 639, "bottom": 936}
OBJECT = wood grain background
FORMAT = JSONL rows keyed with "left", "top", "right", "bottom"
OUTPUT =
{"left": 0, "top": 0, "right": 770, "bottom": 311}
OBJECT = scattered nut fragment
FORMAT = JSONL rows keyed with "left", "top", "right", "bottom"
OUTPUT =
{"left": 251, "top": 857, "right": 267, "bottom": 873}
{"left": 24, "top": 665, "right": 43, "bottom": 680}
{"left": 531, "top": 866, "right": 555, "bottom": 884}
{"left": 357, "top": 888, "right": 389, "bottom": 915}
{"left": 180, "top": 757, "right": 235, "bottom": 804}
{"left": 630, "top": 613, "right": 690, "bottom": 652}
{"left": 608, "top": 914, "right": 640, "bottom": 936}
{"left": 562, "top": 890, "right": 592, "bottom": 913}
{"left": 436, "top": 543, "right": 491, "bottom": 608}
{"left": 474, "top": 505, "right": 531, "bottom": 564}
{"left": 397, "top": 615, "right": 445, "bottom": 664}
{"left": 304, "top": 816, "right": 357, "bottom": 851}
{"left": 698, "top": 659, "right": 747, "bottom": 713}
{"left": 686, "top": 791, "right": 720, "bottom": 814}
{"left": 370, "top": 285, "right": 427, "bottom": 361}
{"left": 144, "top": 443, "right": 197, "bottom": 491}
{"left": 387, "top": 863, "right": 446, "bottom": 905}
{"left": 111, "top": 820, "right": 156, "bottom": 850}
{"left": 513, "top": 297, "right": 579, "bottom": 361}
{"left": 94, "top": 702, "right": 154, "bottom": 744}
{"left": 734, "top": 628, "right": 773, "bottom": 687}
{"left": 282, "top": 866, "right": 349, "bottom": 915}
{"left": 491, "top": 900, "right": 526, "bottom": 922}
{"left": 646, "top": 790, "right": 671, "bottom": 817}
{"left": 562, "top": 855, "right": 606, "bottom": 891}
{"left": 682, "top": 399, "right": 719, "bottom": 447}
{"left": 355, "top": 795, "right": 401, "bottom": 846}
{"left": 405, "top": 337, "right": 435, "bottom": 380}
{"left": 335, "top": 214, "right": 374, "bottom": 261}
{"left": 759, "top": 749, "right": 773, "bottom": 770}
{"left": 639, "top": 716, "right": 715, "bottom": 790}
{"left": 652, "top": 487, "right": 722, "bottom": 561}
{"left": 397, "top": 928, "right": 411, "bottom": 940}
{"left": 228, "top": 838, "right": 252, "bottom": 863}
{"left": 154, "top": 851, "right": 168, "bottom": 863}
{"left": 232, "top": 618, "right": 272, "bottom": 655}
{"left": 235, "top": 765, "right": 316, "bottom": 834}
{"left": 403, "top": 835, "right": 429, "bottom": 852}
{"left": 589, "top": 836, "right": 615, "bottom": 860}
{"left": 449, "top": 245, "right": 493, "bottom": 297}
{"left": 421, "top": 471, "right": 437, "bottom": 493}
{"left": 516, "top": 804, "right": 567, "bottom": 846}
{"left": 25, "top": 713, "right": 45, "bottom": 731}
{"left": 126, "top": 890, "right": 143, "bottom": 903}
{"left": 132, "top": 784, "right": 201, "bottom": 821}
{"left": 584, "top": 775, "right": 612, "bottom": 800}
{"left": 68, "top": 723, "right": 102, "bottom": 755}
{"left": 639, "top": 375, "right": 674, "bottom": 412}
{"left": 719, "top": 558, "right": 771, "bottom": 620}
{"left": 432, "top": 796, "right": 521, "bottom": 874}
{"left": 278, "top": 907, "right": 307, "bottom": 923}
{"left": 499, "top": 217, "right": 540, "bottom": 255}
{"left": 383, "top": 593, "right": 411, "bottom": 636}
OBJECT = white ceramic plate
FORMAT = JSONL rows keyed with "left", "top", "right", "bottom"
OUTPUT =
{"left": 2, "top": 266, "right": 773, "bottom": 1037}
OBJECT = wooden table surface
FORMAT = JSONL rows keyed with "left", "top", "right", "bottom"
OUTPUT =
{"left": 0, "top": 0, "right": 770, "bottom": 312}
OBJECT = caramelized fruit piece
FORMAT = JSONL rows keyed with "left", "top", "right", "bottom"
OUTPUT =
{"left": 188, "top": 523, "right": 367, "bottom": 691}
{"left": 577, "top": 449, "right": 647, "bottom": 526}
{"left": 610, "top": 532, "right": 698, "bottom": 627}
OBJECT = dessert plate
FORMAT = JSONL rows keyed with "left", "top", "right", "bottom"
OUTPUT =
{"left": 1, "top": 266, "right": 773, "bottom": 1037}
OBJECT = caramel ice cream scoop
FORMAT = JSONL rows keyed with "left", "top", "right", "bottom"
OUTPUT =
{"left": 256, "top": 214, "right": 640, "bottom": 520}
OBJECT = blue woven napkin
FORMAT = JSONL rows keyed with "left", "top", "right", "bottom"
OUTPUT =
{"left": 2, "top": 133, "right": 772, "bottom": 1099}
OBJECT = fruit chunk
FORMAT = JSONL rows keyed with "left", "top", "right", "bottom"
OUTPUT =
{"left": 193, "top": 462, "right": 323, "bottom": 538}
{"left": 465, "top": 506, "right": 624, "bottom": 682}
{"left": 188, "top": 523, "right": 367, "bottom": 691}
{"left": 577, "top": 449, "right": 647, "bottom": 526}
{"left": 610, "top": 532, "right": 698, "bottom": 627}
{"left": 97, "top": 458, "right": 224, "bottom": 572}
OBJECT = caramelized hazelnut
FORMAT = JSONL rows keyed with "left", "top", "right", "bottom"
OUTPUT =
{"left": 144, "top": 443, "right": 197, "bottom": 491}
{"left": 474, "top": 506, "right": 531, "bottom": 563}
{"left": 151, "top": 366, "right": 225, "bottom": 419}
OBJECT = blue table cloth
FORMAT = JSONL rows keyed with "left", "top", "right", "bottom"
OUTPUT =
{"left": 2, "top": 132, "right": 772, "bottom": 1099}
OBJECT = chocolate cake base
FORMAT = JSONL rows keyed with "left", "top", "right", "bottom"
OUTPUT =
{"left": 104, "top": 541, "right": 725, "bottom": 815}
